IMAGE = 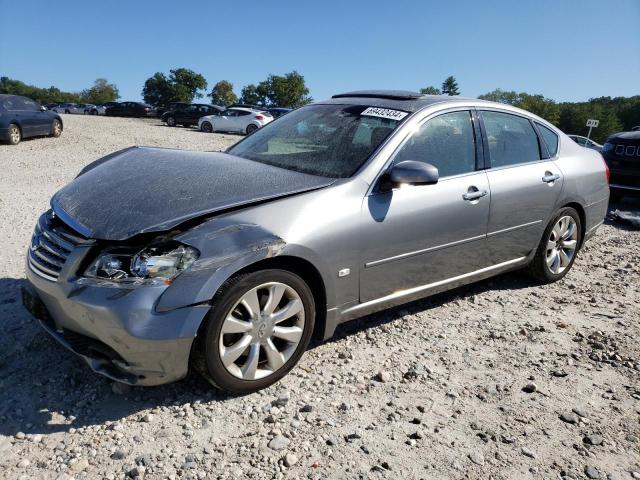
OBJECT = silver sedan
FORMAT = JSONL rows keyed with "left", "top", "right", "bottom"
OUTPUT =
{"left": 23, "top": 90, "right": 609, "bottom": 393}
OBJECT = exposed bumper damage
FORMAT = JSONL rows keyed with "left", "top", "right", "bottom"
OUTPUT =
{"left": 23, "top": 213, "right": 290, "bottom": 386}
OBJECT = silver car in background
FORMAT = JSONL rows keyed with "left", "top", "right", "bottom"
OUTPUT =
{"left": 22, "top": 90, "right": 609, "bottom": 393}
{"left": 51, "top": 103, "right": 85, "bottom": 114}
{"left": 198, "top": 107, "right": 273, "bottom": 135}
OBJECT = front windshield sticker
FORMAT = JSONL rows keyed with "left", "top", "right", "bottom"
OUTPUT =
{"left": 361, "top": 107, "right": 409, "bottom": 121}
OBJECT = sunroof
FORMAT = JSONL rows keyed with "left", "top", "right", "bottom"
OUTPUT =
{"left": 331, "top": 90, "right": 424, "bottom": 100}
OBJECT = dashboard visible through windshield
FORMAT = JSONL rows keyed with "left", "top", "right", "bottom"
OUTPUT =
{"left": 228, "top": 104, "right": 407, "bottom": 178}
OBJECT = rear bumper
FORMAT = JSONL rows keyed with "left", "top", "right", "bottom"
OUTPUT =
{"left": 23, "top": 259, "right": 209, "bottom": 386}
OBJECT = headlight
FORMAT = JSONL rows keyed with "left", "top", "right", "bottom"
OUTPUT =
{"left": 85, "top": 242, "right": 199, "bottom": 285}
{"left": 602, "top": 142, "right": 614, "bottom": 153}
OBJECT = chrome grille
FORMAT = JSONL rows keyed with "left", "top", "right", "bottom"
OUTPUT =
{"left": 28, "top": 212, "right": 82, "bottom": 281}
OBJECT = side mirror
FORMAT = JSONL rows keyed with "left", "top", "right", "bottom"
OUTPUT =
{"left": 387, "top": 160, "right": 439, "bottom": 187}
{"left": 40, "top": 106, "right": 46, "bottom": 112}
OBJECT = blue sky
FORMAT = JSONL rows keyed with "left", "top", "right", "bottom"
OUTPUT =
{"left": 1, "top": 0, "right": 638, "bottom": 102}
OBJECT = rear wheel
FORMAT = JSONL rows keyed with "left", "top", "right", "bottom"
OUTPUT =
{"left": 51, "top": 119, "right": 62, "bottom": 138}
{"left": 201, "top": 121, "right": 213, "bottom": 133}
{"left": 7, "top": 124, "right": 21, "bottom": 145}
{"left": 526, "top": 207, "right": 582, "bottom": 283}
{"left": 166, "top": 116, "right": 176, "bottom": 127}
{"left": 194, "top": 269, "right": 315, "bottom": 394}
{"left": 246, "top": 124, "right": 258, "bottom": 135}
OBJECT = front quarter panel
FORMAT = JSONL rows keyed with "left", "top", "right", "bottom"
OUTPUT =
{"left": 156, "top": 180, "right": 367, "bottom": 315}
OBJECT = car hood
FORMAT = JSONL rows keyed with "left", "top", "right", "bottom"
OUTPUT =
{"left": 51, "top": 146, "right": 335, "bottom": 241}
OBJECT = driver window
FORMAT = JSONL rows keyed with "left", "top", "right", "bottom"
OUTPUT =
{"left": 393, "top": 110, "right": 476, "bottom": 178}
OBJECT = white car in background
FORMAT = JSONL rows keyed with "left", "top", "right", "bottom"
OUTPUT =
{"left": 567, "top": 134, "right": 602, "bottom": 152}
{"left": 198, "top": 107, "right": 273, "bottom": 135}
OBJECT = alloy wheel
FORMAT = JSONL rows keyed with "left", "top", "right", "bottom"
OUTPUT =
{"left": 9, "top": 125, "right": 21, "bottom": 144}
{"left": 52, "top": 120, "right": 61, "bottom": 136}
{"left": 218, "top": 282, "right": 305, "bottom": 380}
{"left": 546, "top": 215, "right": 578, "bottom": 274}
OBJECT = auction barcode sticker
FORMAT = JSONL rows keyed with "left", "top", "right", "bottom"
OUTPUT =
{"left": 361, "top": 107, "right": 409, "bottom": 121}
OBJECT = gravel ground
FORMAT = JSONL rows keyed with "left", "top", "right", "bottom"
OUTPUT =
{"left": 0, "top": 114, "right": 639, "bottom": 480}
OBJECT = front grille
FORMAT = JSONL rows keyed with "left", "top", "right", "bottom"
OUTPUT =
{"left": 28, "top": 212, "right": 84, "bottom": 281}
{"left": 61, "top": 328, "right": 125, "bottom": 363}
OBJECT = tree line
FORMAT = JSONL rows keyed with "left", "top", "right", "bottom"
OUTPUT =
{"left": 0, "top": 77, "right": 119, "bottom": 104}
{"left": 2, "top": 72, "right": 638, "bottom": 143}
{"left": 141, "top": 68, "right": 311, "bottom": 109}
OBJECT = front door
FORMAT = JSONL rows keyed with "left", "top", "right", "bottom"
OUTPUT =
{"left": 478, "top": 110, "right": 563, "bottom": 264}
{"left": 360, "top": 110, "right": 491, "bottom": 302}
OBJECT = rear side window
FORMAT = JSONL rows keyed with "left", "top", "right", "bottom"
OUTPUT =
{"left": 481, "top": 111, "right": 541, "bottom": 167}
{"left": 536, "top": 123, "right": 559, "bottom": 158}
{"left": 393, "top": 110, "right": 476, "bottom": 178}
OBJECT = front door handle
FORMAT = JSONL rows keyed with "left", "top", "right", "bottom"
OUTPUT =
{"left": 542, "top": 172, "right": 561, "bottom": 183}
{"left": 463, "top": 188, "right": 488, "bottom": 201}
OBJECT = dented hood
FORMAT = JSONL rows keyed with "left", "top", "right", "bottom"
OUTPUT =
{"left": 51, "top": 146, "right": 334, "bottom": 241}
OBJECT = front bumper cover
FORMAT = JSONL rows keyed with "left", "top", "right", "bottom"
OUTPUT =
{"left": 23, "top": 259, "right": 210, "bottom": 386}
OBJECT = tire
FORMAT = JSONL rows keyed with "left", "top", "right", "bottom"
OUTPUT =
{"left": 7, "top": 123, "right": 21, "bottom": 145}
{"left": 194, "top": 269, "right": 315, "bottom": 394}
{"left": 65, "top": 109, "right": 70, "bottom": 114}
{"left": 246, "top": 124, "right": 258, "bottom": 135}
{"left": 526, "top": 207, "right": 582, "bottom": 283}
{"left": 201, "top": 121, "right": 213, "bottom": 133}
{"left": 166, "top": 116, "right": 176, "bottom": 127}
{"left": 51, "top": 119, "right": 62, "bottom": 138}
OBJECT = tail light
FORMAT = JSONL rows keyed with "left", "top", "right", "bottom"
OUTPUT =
{"left": 255, "top": 114, "right": 264, "bottom": 120}
{"left": 601, "top": 154, "right": 610, "bottom": 184}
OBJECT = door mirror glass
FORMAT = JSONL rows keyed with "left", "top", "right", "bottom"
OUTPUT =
{"left": 388, "top": 160, "right": 439, "bottom": 187}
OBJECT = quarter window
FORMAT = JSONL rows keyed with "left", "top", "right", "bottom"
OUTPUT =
{"left": 537, "top": 123, "right": 559, "bottom": 158}
{"left": 393, "top": 111, "right": 476, "bottom": 178}
{"left": 481, "top": 111, "right": 541, "bottom": 167}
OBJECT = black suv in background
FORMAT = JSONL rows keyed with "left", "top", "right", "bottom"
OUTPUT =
{"left": 602, "top": 130, "right": 640, "bottom": 199}
{"left": 105, "top": 102, "right": 156, "bottom": 118}
{"left": 161, "top": 103, "right": 224, "bottom": 127}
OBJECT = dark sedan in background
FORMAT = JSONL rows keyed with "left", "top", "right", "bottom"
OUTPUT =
{"left": 161, "top": 103, "right": 224, "bottom": 127}
{"left": 602, "top": 130, "right": 640, "bottom": 199}
{"left": 0, "top": 94, "right": 63, "bottom": 145}
{"left": 105, "top": 101, "right": 156, "bottom": 118}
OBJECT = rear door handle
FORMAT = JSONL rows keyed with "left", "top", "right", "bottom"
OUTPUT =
{"left": 463, "top": 188, "right": 488, "bottom": 201}
{"left": 542, "top": 172, "right": 560, "bottom": 183}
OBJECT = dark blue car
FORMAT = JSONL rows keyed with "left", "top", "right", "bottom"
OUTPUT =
{"left": 0, "top": 94, "right": 63, "bottom": 145}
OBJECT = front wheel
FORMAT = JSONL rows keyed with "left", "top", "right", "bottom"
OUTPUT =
{"left": 526, "top": 207, "right": 582, "bottom": 283}
{"left": 195, "top": 269, "right": 315, "bottom": 394}
{"left": 7, "top": 124, "right": 21, "bottom": 145}
{"left": 200, "top": 121, "right": 213, "bottom": 133}
{"left": 166, "top": 116, "right": 176, "bottom": 127}
{"left": 51, "top": 119, "right": 62, "bottom": 137}
{"left": 246, "top": 124, "right": 258, "bottom": 135}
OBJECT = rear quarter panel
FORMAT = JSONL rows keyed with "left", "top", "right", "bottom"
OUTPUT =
{"left": 554, "top": 133, "right": 609, "bottom": 235}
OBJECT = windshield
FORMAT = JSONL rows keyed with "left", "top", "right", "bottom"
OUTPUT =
{"left": 227, "top": 104, "right": 406, "bottom": 177}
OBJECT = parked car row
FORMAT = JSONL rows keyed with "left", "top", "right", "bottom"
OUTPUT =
{"left": 160, "top": 102, "right": 291, "bottom": 135}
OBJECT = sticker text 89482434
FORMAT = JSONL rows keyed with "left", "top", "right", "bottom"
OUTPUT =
{"left": 361, "top": 107, "right": 409, "bottom": 121}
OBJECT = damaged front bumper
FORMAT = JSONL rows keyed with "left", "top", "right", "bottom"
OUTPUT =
{"left": 23, "top": 258, "right": 210, "bottom": 386}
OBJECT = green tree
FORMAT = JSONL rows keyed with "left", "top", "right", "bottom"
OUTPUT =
{"left": 81, "top": 78, "right": 119, "bottom": 104}
{"left": 558, "top": 103, "right": 622, "bottom": 144}
{"left": 142, "top": 68, "right": 207, "bottom": 107}
{"left": 239, "top": 84, "right": 266, "bottom": 105}
{"left": 478, "top": 89, "right": 560, "bottom": 124}
{"left": 441, "top": 76, "right": 460, "bottom": 96}
{"left": 209, "top": 80, "right": 238, "bottom": 106}
{"left": 420, "top": 86, "right": 441, "bottom": 95}
{"left": 257, "top": 71, "right": 312, "bottom": 107}
{"left": 0, "top": 76, "right": 81, "bottom": 104}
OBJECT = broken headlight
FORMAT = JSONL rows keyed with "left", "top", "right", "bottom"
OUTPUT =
{"left": 85, "top": 242, "right": 199, "bottom": 285}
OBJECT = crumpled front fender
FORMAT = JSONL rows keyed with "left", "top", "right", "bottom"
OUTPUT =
{"left": 155, "top": 217, "right": 287, "bottom": 313}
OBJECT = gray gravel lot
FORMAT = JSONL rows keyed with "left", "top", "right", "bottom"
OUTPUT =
{"left": 0, "top": 114, "right": 639, "bottom": 479}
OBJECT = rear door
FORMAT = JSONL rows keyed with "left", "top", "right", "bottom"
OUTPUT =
{"left": 479, "top": 109, "right": 563, "bottom": 264}
{"left": 360, "top": 109, "right": 491, "bottom": 302}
